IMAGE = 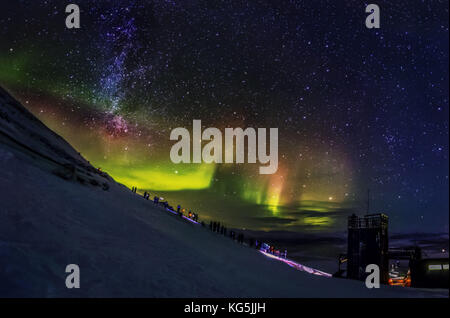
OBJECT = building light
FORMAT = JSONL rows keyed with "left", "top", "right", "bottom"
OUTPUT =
{"left": 428, "top": 264, "right": 443, "bottom": 271}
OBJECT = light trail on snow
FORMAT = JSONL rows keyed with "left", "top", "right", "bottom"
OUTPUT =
{"left": 259, "top": 250, "right": 332, "bottom": 278}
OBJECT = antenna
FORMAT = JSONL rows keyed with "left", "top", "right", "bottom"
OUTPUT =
{"left": 367, "top": 189, "right": 370, "bottom": 215}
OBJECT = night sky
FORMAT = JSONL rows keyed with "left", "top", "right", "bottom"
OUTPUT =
{"left": 0, "top": 0, "right": 448, "bottom": 233}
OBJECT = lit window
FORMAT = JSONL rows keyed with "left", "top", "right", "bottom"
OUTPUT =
{"left": 428, "top": 264, "right": 442, "bottom": 271}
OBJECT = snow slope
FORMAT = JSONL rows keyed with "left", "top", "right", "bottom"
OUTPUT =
{"left": 0, "top": 86, "right": 447, "bottom": 297}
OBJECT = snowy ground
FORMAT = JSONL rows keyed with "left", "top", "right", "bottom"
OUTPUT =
{"left": 0, "top": 86, "right": 448, "bottom": 297}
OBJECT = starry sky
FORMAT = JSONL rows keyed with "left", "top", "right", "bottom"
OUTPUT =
{"left": 0, "top": 0, "right": 448, "bottom": 233}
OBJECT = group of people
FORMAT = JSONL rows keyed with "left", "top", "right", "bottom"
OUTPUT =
{"left": 131, "top": 186, "right": 199, "bottom": 221}
{"left": 260, "top": 242, "right": 288, "bottom": 259}
{"left": 176, "top": 205, "right": 199, "bottom": 222}
{"left": 152, "top": 195, "right": 174, "bottom": 211}
{"left": 207, "top": 220, "right": 288, "bottom": 258}
{"left": 130, "top": 185, "right": 288, "bottom": 258}
{"left": 209, "top": 221, "right": 227, "bottom": 236}
{"left": 208, "top": 220, "right": 248, "bottom": 245}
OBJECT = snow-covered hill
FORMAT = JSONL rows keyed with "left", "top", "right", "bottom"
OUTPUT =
{"left": 0, "top": 86, "right": 446, "bottom": 297}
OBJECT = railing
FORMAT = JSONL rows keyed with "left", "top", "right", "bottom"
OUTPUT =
{"left": 348, "top": 214, "right": 388, "bottom": 229}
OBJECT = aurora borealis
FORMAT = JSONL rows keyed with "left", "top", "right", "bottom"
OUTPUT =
{"left": 0, "top": 0, "right": 448, "bottom": 233}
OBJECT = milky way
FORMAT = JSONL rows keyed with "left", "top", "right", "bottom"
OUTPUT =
{"left": 0, "top": 0, "right": 448, "bottom": 233}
